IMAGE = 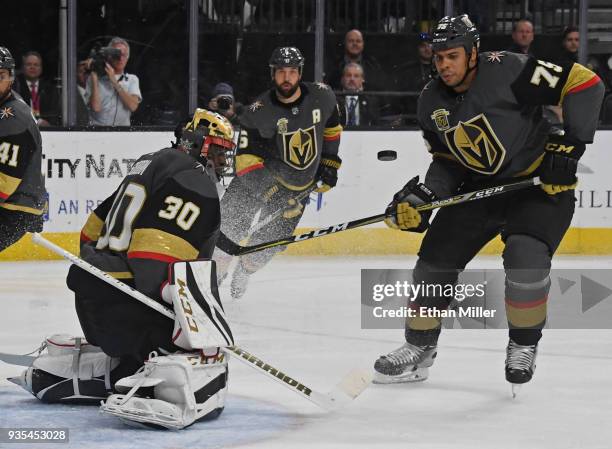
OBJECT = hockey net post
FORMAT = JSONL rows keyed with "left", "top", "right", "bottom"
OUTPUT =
{"left": 30, "top": 233, "right": 371, "bottom": 411}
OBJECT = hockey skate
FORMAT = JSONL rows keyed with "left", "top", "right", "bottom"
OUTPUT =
{"left": 373, "top": 342, "right": 437, "bottom": 384}
{"left": 505, "top": 339, "right": 538, "bottom": 397}
{"left": 101, "top": 350, "right": 228, "bottom": 430}
{"left": 7, "top": 334, "right": 119, "bottom": 404}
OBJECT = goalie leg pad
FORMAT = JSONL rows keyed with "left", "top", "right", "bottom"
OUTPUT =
{"left": 12, "top": 334, "right": 119, "bottom": 404}
{"left": 101, "top": 351, "right": 228, "bottom": 430}
{"left": 169, "top": 260, "right": 234, "bottom": 351}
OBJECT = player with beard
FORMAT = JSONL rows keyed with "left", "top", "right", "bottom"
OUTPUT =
{"left": 215, "top": 47, "right": 343, "bottom": 299}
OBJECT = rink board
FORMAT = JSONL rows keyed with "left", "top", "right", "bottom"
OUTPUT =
{"left": 2, "top": 130, "right": 612, "bottom": 260}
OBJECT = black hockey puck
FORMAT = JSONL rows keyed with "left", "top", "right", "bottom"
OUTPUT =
{"left": 377, "top": 150, "right": 397, "bottom": 161}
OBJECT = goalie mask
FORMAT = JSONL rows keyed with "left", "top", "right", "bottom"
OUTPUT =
{"left": 176, "top": 109, "right": 235, "bottom": 178}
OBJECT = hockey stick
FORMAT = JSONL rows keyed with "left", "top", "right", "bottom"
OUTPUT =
{"left": 30, "top": 234, "right": 371, "bottom": 411}
{"left": 217, "top": 177, "right": 541, "bottom": 256}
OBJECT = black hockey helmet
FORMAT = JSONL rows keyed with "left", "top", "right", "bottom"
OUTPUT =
{"left": 0, "top": 47, "right": 15, "bottom": 77}
{"left": 269, "top": 46, "right": 304, "bottom": 78}
{"left": 175, "top": 108, "right": 235, "bottom": 176}
{"left": 431, "top": 15, "right": 480, "bottom": 55}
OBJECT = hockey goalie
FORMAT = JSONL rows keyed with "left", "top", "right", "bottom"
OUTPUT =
{"left": 10, "top": 109, "right": 236, "bottom": 429}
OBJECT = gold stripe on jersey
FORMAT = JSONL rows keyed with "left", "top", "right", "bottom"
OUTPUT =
{"left": 323, "top": 124, "right": 343, "bottom": 139}
{"left": 81, "top": 213, "right": 104, "bottom": 242}
{"left": 560, "top": 63, "right": 598, "bottom": 103}
{"left": 106, "top": 271, "right": 134, "bottom": 279}
{"left": 129, "top": 228, "right": 199, "bottom": 261}
{"left": 513, "top": 153, "right": 544, "bottom": 178}
{"left": 0, "top": 171, "right": 21, "bottom": 199}
{"left": 235, "top": 154, "right": 264, "bottom": 173}
{"left": 0, "top": 202, "right": 44, "bottom": 215}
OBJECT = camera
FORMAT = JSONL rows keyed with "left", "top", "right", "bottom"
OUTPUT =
{"left": 216, "top": 96, "right": 233, "bottom": 112}
{"left": 89, "top": 47, "right": 122, "bottom": 77}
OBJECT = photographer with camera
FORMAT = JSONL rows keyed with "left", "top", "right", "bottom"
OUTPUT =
{"left": 208, "top": 82, "right": 243, "bottom": 174}
{"left": 208, "top": 82, "right": 240, "bottom": 122}
{"left": 85, "top": 37, "right": 142, "bottom": 126}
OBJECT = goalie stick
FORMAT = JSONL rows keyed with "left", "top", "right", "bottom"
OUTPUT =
{"left": 217, "top": 177, "right": 541, "bottom": 256}
{"left": 29, "top": 234, "right": 372, "bottom": 412}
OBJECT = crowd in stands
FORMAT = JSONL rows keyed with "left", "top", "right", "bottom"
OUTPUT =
{"left": 9, "top": 21, "right": 612, "bottom": 128}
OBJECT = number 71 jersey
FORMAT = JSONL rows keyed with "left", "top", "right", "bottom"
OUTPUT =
{"left": 418, "top": 51, "right": 602, "bottom": 180}
{"left": 79, "top": 147, "right": 221, "bottom": 299}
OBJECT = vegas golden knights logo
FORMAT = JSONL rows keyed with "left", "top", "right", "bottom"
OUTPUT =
{"left": 282, "top": 126, "right": 317, "bottom": 170}
{"left": 444, "top": 114, "right": 506, "bottom": 175}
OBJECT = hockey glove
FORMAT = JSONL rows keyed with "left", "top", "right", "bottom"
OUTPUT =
{"left": 384, "top": 176, "right": 436, "bottom": 232}
{"left": 315, "top": 155, "right": 342, "bottom": 193}
{"left": 262, "top": 185, "right": 304, "bottom": 219}
{"left": 539, "top": 135, "right": 585, "bottom": 195}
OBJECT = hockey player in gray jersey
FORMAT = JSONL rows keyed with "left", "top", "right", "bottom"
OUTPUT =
{"left": 374, "top": 15, "right": 604, "bottom": 391}
{"left": 216, "top": 47, "right": 343, "bottom": 299}
{"left": 0, "top": 46, "right": 45, "bottom": 251}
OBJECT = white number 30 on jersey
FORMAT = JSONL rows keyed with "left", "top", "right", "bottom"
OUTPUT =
{"left": 159, "top": 196, "right": 201, "bottom": 231}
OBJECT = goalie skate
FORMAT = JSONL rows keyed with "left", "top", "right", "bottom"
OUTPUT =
{"left": 101, "top": 350, "right": 228, "bottom": 430}
{"left": 373, "top": 343, "right": 437, "bottom": 384}
{"left": 8, "top": 334, "right": 119, "bottom": 404}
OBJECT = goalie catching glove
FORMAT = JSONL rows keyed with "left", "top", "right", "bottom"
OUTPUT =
{"left": 384, "top": 176, "right": 436, "bottom": 232}
{"left": 539, "top": 134, "right": 585, "bottom": 195}
{"left": 315, "top": 154, "right": 342, "bottom": 193}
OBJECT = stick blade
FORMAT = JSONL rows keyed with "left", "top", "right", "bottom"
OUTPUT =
{"left": 324, "top": 368, "right": 373, "bottom": 411}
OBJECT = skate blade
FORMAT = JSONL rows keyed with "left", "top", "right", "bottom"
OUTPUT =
{"left": 511, "top": 383, "right": 522, "bottom": 398}
{"left": 101, "top": 404, "right": 182, "bottom": 430}
{"left": 373, "top": 367, "right": 429, "bottom": 384}
{"left": 7, "top": 375, "right": 26, "bottom": 389}
{"left": 7, "top": 370, "right": 32, "bottom": 393}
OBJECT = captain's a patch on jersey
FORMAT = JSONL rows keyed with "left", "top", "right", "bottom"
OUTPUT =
{"left": 281, "top": 126, "right": 318, "bottom": 170}
{"left": 444, "top": 113, "right": 506, "bottom": 175}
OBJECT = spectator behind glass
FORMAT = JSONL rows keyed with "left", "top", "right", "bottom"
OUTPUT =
{"left": 326, "top": 29, "right": 384, "bottom": 91}
{"left": 556, "top": 26, "right": 580, "bottom": 64}
{"left": 389, "top": 35, "right": 434, "bottom": 119}
{"left": 337, "top": 62, "right": 380, "bottom": 127}
{"left": 508, "top": 18, "right": 535, "bottom": 56}
{"left": 208, "top": 82, "right": 240, "bottom": 122}
{"left": 208, "top": 82, "right": 242, "bottom": 158}
{"left": 85, "top": 37, "right": 142, "bottom": 126}
{"left": 14, "top": 51, "right": 60, "bottom": 126}
{"left": 76, "top": 60, "right": 91, "bottom": 126}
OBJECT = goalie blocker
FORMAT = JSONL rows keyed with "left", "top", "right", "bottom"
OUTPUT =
{"left": 13, "top": 260, "right": 233, "bottom": 430}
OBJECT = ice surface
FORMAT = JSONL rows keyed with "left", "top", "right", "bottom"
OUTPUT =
{"left": 1, "top": 256, "right": 611, "bottom": 448}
